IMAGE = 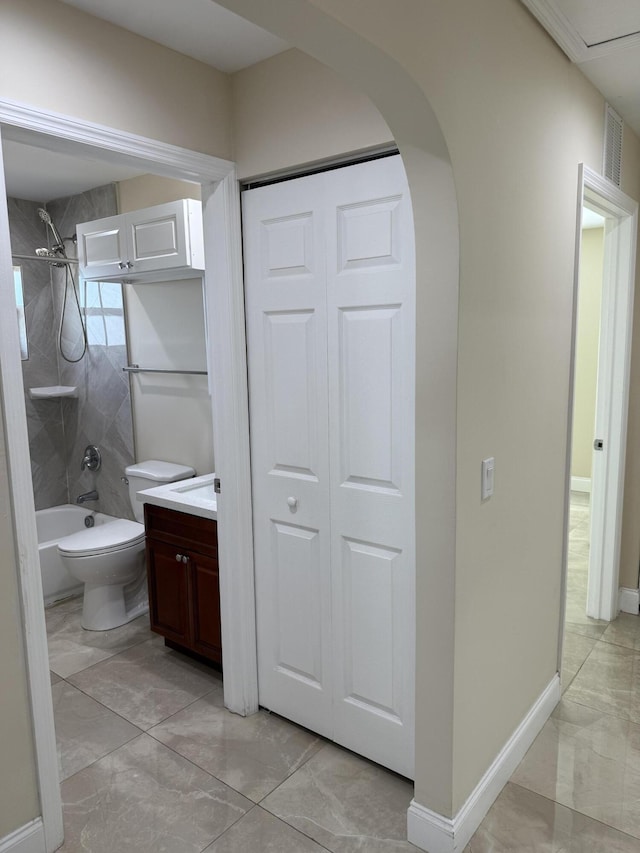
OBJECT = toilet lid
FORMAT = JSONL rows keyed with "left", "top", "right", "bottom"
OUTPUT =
{"left": 57, "top": 519, "right": 145, "bottom": 558}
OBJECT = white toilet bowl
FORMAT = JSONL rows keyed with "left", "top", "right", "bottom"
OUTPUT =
{"left": 58, "top": 519, "right": 146, "bottom": 630}
{"left": 58, "top": 459, "right": 196, "bottom": 631}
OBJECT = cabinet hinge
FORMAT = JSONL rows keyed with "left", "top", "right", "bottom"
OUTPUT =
{"left": 214, "top": 477, "right": 221, "bottom": 494}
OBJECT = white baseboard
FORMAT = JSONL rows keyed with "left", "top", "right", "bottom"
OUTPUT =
{"left": 570, "top": 476, "right": 591, "bottom": 493}
{"left": 619, "top": 587, "right": 640, "bottom": 615}
{"left": 0, "top": 821, "right": 45, "bottom": 853}
{"left": 407, "top": 674, "right": 560, "bottom": 852}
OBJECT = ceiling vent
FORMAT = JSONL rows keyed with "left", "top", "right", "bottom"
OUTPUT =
{"left": 604, "top": 104, "right": 623, "bottom": 187}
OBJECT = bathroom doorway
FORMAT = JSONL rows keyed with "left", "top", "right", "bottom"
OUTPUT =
{"left": 560, "top": 166, "right": 638, "bottom": 689}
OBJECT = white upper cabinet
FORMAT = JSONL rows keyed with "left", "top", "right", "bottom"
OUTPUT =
{"left": 77, "top": 199, "right": 205, "bottom": 282}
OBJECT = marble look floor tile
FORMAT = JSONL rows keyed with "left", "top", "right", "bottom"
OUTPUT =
{"left": 204, "top": 805, "right": 327, "bottom": 852}
{"left": 51, "top": 681, "right": 140, "bottom": 781}
{"left": 465, "top": 782, "right": 640, "bottom": 852}
{"left": 149, "top": 692, "right": 323, "bottom": 802}
{"left": 50, "top": 671, "right": 62, "bottom": 685}
{"left": 561, "top": 631, "right": 597, "bottom": 693}
{"left": 46, "top": 597, "right": 154, "bottom": 678}
{"left": 601, "top": 612, "right": 640, "bottom": 651}
{"left": 59, "top": 734, "right": 251, "bottom": 853}
{"left": 511, "top": 699, "right": 640, "bottom": 840}
{"left": 68, "top": 638, "right": 222, "bottom": 729}
{"left": 564, "top": 641, "right": 640, "bottom": 723}
{"left": 262, "top": 744, "right": 416, "bottom": 852}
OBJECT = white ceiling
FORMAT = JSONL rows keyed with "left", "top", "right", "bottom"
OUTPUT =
{"left": 2, "top": 139, "right": 146, "bottom": 203}
{"left": 521, "top": 0, "right": 640, "bottom": 138}
{"left": 58, "top": 0, "right": 289, "bottom": 74}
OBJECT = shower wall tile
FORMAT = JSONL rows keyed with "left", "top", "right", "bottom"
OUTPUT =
{"left": 8, "top": 197, "right": 67, "bottom": 510}
{"left": 9, "top": 187, "right": 136, "bottom": 518}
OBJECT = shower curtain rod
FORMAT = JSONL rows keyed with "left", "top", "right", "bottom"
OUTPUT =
{"left": 11, "top": 252, "right": 78, "bottom": 265}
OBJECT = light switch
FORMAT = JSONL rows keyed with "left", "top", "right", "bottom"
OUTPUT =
{"left": 482, "top": 457, "right": 495, "bottom": 500}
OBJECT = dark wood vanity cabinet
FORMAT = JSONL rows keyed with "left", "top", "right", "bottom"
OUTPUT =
{"left": 144, "top": 504, "right": 222, "bottom": 665}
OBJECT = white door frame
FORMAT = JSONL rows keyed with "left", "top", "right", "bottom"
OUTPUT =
{"left": 0, "top": 98, "right": 257, "bottom": 852}
{"left": 565, "top": 164, "right": 638, "bottom": 629}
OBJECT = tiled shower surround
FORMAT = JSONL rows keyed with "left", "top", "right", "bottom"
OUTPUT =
{"left": 8, "top": 186, "right": 136, "bottom": 519}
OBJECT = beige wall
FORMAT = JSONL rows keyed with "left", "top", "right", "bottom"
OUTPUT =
{"left": 4, "top": 0, "right": 640, "bottom": 837}
{"left": 0, "top": 409, "right": 39, "bottom": 836}
{"left": 572, "top": 227, "right": 604, "bottom": 480}
{"left": 124, "top": 279, "right": 214, "bottom": 476}
{"left": 0, "top": 0, "right": 232, "bottom": 159}
{"left": 117, "top": 175, "right": 201, "bottom": 213}
{"left": 219, "top": 0, "right": 640, "bottom": 817}
{"left": 619, "top": 127, "right": 640, "bottom": 591}
{"left": 232, "top": 48, "right": 393, "bottom": 179}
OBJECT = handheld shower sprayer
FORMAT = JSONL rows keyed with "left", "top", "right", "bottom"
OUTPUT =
{"left": 37, "top": 207, "right": 65, "bottom": 251}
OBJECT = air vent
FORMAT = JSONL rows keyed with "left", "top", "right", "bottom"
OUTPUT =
{"left": 604, "top": 104, "right": 623, "bottom": 187}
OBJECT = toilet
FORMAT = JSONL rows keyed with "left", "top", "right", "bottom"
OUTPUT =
{"left": 58, "top": 460, "right": 195, "bottom": 631}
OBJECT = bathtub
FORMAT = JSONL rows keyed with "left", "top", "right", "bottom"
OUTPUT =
{"left": 36, "top": 504, "right": 117, "bottom": 606}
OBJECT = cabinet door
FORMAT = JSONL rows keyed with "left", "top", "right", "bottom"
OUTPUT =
{"left": 126, "top": 201, "right": 190, "bottom": 275}
{"left": 77, "top": 214, "right": 128, "bottom": 280}
{"left": 146, "top": 539, "right": 190, "bottom": 645}
{"left": 189, "top": 552, "right": 222, "bottom": 663}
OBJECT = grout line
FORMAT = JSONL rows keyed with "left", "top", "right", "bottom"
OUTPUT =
{"left": 507, "top": 781, "right": 640, "bottom": 844}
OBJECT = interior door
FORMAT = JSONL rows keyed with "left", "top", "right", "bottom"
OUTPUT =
{"left": 243, "top": 173, "right": 333, "bottom": 739}
{"left": 243, "top": 156, "right": 415, "bottom": 777}
{"left": 325, "top": 159, "right": 415, "bottom": 777}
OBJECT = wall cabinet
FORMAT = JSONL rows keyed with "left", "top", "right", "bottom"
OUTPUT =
{"left": 144, "top": 503, "right": 221, "bottom": 665}
{"left": 77, "top": 199, "right": 205, "bottom": 282}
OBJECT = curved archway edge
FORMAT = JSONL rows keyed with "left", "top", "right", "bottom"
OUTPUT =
{"left": 213, "top": 0, "right": 461, "bottom": 819}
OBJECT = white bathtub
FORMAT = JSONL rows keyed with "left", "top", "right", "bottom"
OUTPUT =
{"left": 36, "top": 505, "right": 116, "bottom": 606}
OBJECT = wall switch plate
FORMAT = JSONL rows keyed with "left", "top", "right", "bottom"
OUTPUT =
{"left": 482, "top": 457, "right": 495, "bottom": 500}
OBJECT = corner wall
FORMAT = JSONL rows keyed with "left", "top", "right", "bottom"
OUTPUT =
{"left": 0, "top": 407, "right": 39, "bottom": 836}
{"left": 222, "top": 0, "right": 640, "bottom": 820}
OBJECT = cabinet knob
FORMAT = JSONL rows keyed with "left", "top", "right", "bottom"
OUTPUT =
{"left": 118, "top": 261, "right": 126, "bottom": 270}
{"left": 175, "top": 553, "right": 182, "bottom": 562}
{"left": 182, "top": 555, "right": 188, "bottom": 564}
{"left": 287, "top": 496, "right": 298, "bottom": 512}
{"left": 126, "top": 261, "right": 134, "bottom": 269}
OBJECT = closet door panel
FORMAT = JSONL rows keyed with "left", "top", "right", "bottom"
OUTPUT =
{"left": 243, "top": 175, "right": 333, "bottom": 738}
{"left": 326, "top": 157, "right": 416, "bottom": 778}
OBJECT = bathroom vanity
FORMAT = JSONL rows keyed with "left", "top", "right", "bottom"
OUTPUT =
{"left": 143, "top": 503, "right": 221, "bottom": 666}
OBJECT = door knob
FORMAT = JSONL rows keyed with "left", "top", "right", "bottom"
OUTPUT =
{"left": 287, "top": 496, "right": 298, "bottom": 512}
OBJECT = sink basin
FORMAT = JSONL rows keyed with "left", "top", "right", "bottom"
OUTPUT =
{"left": 136, "top": 473, "right": 217, "bottom": 520}
{"left": 172, "top": 480, "right": 217, "bottom": 501}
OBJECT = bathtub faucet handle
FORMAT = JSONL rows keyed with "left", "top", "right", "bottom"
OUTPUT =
{"left": 81, "top": 445, "right": 101, "bottom": 472}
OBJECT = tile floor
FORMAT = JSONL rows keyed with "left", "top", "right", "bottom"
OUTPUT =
{"left": 46, "top": 494, "right": 640, "bottom": 851}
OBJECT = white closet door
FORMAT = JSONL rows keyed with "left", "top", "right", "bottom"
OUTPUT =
{"left": 243, "top": 173, "right": 333, "bottom": 738}
{"left": 325, "top": 158, "right": 415, "bottom": 778}
{"left": 243, "top": 157, "right": 415, "bottom": 777}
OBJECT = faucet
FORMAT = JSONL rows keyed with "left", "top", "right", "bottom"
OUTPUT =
{"left": 76, "top": 490, "right": 99, "bottom": 504}
{"left": 81, "top": 445, "right": 101, "bottom": 472}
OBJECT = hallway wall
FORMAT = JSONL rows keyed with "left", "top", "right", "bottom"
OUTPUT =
{"left": 571, "top": 226, "right": 604, "bottom": 482}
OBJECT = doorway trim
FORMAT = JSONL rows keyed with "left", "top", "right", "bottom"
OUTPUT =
{"left": 0, "top": 97, "right": 257, "bottom": 852}
{"left": 566, "top": 164, "right": 638, "bottom": 630}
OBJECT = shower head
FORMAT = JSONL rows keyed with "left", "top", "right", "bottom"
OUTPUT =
{"left": 35, "top": 247, "right": 65, "bottom": 267}
{"left": 37, "top": 207, "right": 65, "bottom": 249}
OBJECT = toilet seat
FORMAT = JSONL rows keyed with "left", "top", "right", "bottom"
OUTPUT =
{"left": 58, "top": 519, "right": 145, "bottom": 558}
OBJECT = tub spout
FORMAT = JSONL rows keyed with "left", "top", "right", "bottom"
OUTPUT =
{"left": 76, "top": 490, "right": 99, "bottom": 504}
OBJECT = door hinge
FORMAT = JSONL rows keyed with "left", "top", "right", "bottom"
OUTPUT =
{"left": 214, "top": 477, "right": 221, "bottom": 494}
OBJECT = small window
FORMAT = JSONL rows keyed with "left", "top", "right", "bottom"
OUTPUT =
{"left": 13, "top": 266, "right": 28, "bottom": 360}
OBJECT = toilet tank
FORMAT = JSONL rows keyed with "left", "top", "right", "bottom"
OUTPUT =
{"left": 125, "top": 460, "right": 195, "bottom": 523}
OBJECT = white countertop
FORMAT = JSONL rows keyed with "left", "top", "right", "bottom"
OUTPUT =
{"left": 137, "top": 473, "right": 217, "bottom": 520}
